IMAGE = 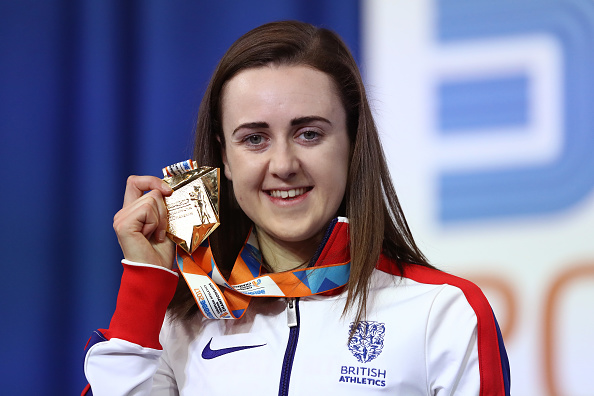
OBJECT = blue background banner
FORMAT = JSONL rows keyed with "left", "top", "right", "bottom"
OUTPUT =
{"left": 437, "top": 0, "right": 594, "bottom": 222}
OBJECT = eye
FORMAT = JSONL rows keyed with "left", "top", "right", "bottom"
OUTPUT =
{"left": 247, "top": 135, "right": 263, "bottom": 145}
{"left": 297, "top": 129, "right": 322, "bottom": 144}
{"left": 301, "top": 130, "right": 318, "bottom": 140}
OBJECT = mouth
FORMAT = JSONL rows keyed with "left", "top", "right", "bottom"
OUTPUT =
{"left": 267, "top": 187, "right": 312, "bottom": 199}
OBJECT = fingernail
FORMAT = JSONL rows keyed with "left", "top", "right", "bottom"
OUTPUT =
{"left": 163, "top": 183, "right": 173, "bottom": 193}
{"left": 159, "top": 229, "right": 167, "bottom": 242}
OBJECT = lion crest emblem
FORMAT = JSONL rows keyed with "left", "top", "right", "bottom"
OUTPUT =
{"left": 348, "top": 321, "right": 385, "bottom": 363}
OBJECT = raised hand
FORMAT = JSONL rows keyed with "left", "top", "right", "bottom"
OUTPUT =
{"left": 113, "top": 175, "right": 175, "bottom": 269}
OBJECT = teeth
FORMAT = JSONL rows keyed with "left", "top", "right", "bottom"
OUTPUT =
{"left": 270, "top": 188, "right": 307, "bottom": 199}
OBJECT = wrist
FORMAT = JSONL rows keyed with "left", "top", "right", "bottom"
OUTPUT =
{"left": 104, "top": 261, "right": 179, "bottom": 349}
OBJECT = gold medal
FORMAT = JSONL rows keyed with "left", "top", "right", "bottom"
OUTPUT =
{"left": 162, "top": 160, "right": 220, "bottom": 254}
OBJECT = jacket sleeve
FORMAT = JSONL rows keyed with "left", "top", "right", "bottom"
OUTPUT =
{"left": 426, "top": 283, "right": 511, "bottom": 396}
{"left": 82, "top": 260, "right": 180, "bottom": 396}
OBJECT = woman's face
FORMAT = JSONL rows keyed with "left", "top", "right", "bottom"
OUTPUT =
{"left": 220, "top": 65, "right": 350, "bottom": 252}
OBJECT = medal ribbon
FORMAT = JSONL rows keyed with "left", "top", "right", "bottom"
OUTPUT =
{"left": 176, "top": 217, "right": 351, "bottom": 319}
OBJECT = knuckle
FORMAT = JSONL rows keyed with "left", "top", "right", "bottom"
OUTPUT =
{"left": 113, "top": 210, "right": 122, "bottom": 225}
{"left": 141, "top": 201, "right": 159, "bottom": 218}
{"left": 113, "top": 219, "right": 123, "bottom": 234}
{"left": 138, "top": 201, "right": 152, "bottom": 212}
{"left": 126, "top": 175, "right": 138, "bottom": 186}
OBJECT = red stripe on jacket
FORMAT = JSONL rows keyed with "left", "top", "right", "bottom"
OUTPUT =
{"left": 377, "top": 258, "right": 508, "bottom": 396}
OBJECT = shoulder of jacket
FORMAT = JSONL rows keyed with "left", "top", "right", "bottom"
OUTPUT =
{"left": 375, "top": 256, "right": 491, "bottom": 310}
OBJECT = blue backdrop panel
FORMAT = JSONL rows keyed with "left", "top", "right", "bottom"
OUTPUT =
{"left": 437, "top": 0, "right": 594, "bottom": 222}
{"left": 0, "top": 1, "right": 359, "bottom": 393}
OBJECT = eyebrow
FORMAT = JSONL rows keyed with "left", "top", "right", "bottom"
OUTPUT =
{"left": 233, "top": 116, "right": 332, "bottom": 135}
{"left": 291, "top": 116, "right": 332, "bottom": 127}
{"left": 233, "top": 122, "right": 269, "bottom": 135}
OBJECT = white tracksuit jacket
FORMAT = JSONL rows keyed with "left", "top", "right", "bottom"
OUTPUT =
{"left": 83, "top": 225, "right": 510, "bottom": 395}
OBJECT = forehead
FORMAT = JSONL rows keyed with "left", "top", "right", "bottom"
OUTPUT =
{"left": 220, "top": 65, "right": 344, "bottom": 128}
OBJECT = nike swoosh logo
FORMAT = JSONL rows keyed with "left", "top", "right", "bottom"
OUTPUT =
{"left": 201, "top": 337, "right": 266, "bottom": 359}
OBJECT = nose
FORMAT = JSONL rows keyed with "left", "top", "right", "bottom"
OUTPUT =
{"left": 268, "top": 141, "right": 299, "bottom": 179}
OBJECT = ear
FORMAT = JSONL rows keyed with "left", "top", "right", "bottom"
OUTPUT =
{"left": 218, "top": 135, "right": 232, "bottom": 181}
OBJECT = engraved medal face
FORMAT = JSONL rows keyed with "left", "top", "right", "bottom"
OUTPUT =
{"left": 348, "top": 321, "right": 385, "bottom": 363}
{"left": 162, "top": 162, "right": 220, "bottom": 254}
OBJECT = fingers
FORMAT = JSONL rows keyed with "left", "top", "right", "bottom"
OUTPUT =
{"left": 113, "top": 174, "right": 177, "bottom": 268}
{"left": 115, "top": 190, "right": 169, "bottom": 242}
{"left": 123, "top": 175, "right": 173, "bottom": 207}
{"left": 137, "top": 195, "right": 162, "bottom": 239}
{"left": 143, "top": 189, "right": 169, "bottom": 243}
{"left": 113, "top": 189, "right": 173, "bottom": 266}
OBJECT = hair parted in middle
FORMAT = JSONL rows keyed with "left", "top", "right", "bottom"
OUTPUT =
{"left": 168, "top": 20, "right": 431, "bottom": 323}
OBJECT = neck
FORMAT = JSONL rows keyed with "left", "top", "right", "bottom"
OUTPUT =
{"left": 255, "top": 227, "right": 323, "bottom": 273}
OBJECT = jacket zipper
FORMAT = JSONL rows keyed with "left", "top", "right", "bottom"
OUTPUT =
{"left": 278, "top": 297, "right": 300, "bottom": 396}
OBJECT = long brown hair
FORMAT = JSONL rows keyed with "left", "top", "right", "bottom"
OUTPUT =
{"left": 168, "top": 20, "right": 432, "bottom": 322}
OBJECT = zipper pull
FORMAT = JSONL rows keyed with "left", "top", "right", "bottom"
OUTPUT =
{"left": 286, "top": 298, "right": 298, "bottom": 328}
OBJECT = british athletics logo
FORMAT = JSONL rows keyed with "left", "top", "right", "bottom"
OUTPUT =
{"left": 339, "top": 366, "right": 386, "bottom": 387}
{"left": 348, "top": 321, "right": 385, "bottom": 363}
{"left": 339, "top": 321, "right": 388, "bottom": 387}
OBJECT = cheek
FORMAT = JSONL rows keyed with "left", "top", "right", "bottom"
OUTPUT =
{"left": 226, "top": 161, "right": 256, "bottom": 204}
{"left": 327, "top": 146, "right": 350, "bottom": 187}
{"left": 333, "top": 152, "right": 350, "bottom": 204}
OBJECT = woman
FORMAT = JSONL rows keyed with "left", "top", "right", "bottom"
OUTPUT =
{"left": 83, "top": 21, "right": 510, "bottom": 395}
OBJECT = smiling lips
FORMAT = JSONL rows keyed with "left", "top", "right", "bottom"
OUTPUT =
{"left": 267, "top": 187, "right": 311, "bottom": 199}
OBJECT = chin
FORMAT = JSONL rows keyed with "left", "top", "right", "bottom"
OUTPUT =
{"left": 271, "top": 230, "right": 318, "bottom": 244}
{"left": 270, "top": 221, "right": 329, "bottom": 244}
